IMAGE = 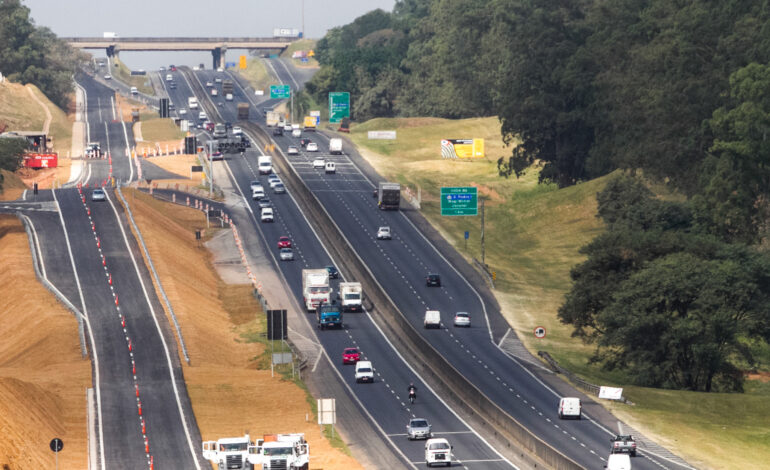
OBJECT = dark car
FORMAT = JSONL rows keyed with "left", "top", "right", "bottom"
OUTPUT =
{"left": 224, "top": 122, "right": 233, "bottom": 130}
{"left": 326, "top": 265, "right": 339, "bottom": 279}
{"left": 426, "top": 273, "right": 441, "bottom": 287}
{"left": 300, "top": 138, "right": 312, "bottom": 148}
{"left": 272, "top": 127, "right": 284, "bottom": 136}
{"left": 169, "top": 65, "right": 177, "bottom": 71}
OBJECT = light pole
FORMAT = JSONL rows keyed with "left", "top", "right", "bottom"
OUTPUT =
{"left": 301, "top": 0, "right": 305, "bottom": 38}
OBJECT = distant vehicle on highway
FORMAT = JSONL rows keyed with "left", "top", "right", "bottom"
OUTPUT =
{"left": 610, "top": 435, "right": 637, "bottom": 457}
{"left": 91, "top": 188, "right": 106, "bottom": 202}
{"left": 287, "top": 146, "right": 299, "bottom": 155}
{"left": 257, "top": 198, "right": 272, "bottom": 209}
{"left": 272, "top": 127, "right": 283, "bottom": 136}
{"left": 169, "top": 65, "right": 177, "bottom": 71}
{"left": 103, "top": 74, "right": 112, "bottom": 80}
{"left": 312, "top": 158, "right": 325, "bottom": 169}
{"left": 169, "top": 82, "right": 177, "bottom": 90}
{"left": 355, "top": 360, "right": 374, "bottom": 383}
{"left": 166, "top": 74, "right": 173, "bottom": 81}
{"left": 453, "top": 312, "right": 471, "bottom": 327}
{"left": 300, "top": 138, "right": 311, "bottom": 148}
{"left": 377, "top": 226, "right": 391, "bottom": 240}
{"left": 307, "top": 142, "right": 318, "bottom": 152}
{"left": 260, "top": 207, "right": 274, "bottom": 222}
{"left": 426, "top": 273, "right": 441, "bottom": 287}
{"left": 324, "top": 161, "right": 336, "bottom": 174}
{"left": 277, "top": 236, "right": 292, "bottom": 249}
{"left": 130, "top": 86, "right": 138, "bottom": 95}
{"left": 558, "top": 397, "right": 582, "bottom": 419}
{"left": 232, "top": 126, "right": 243, "bottom": 136}
{"left": 279, "top": 248, "right": 294, "bottom": 261}
{"left": 342, "top": 347, "right": 360, "bottom": 364}
{"left": 425, "top": 438, "right": 453, "bottom": 467}
{"left": 606, "top": 454, "right": 632, "bottom": 470}
{"left": 292, "top": 128, "right": 301, "bottom": 138}
{"left": 206, "top": 81, "right": 213, "bottom": 87}
{"left": 406, "top": 418, "right": 432, "bottom": 440}
{"left": 273, "top": 183, "right": 286, "bottom": 194}
{"left": 325, "top": 265, "right": 339, "bottom": 279}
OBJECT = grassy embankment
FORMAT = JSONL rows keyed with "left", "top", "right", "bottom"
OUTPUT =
{"left": 0, "top": 79, "right": 73, "bottom": 190}
{"left": 237, "top": 55, "right": 275, "bottom": 92}
{"left": 123, "top": 187, "right": 360, "bottom": 468}
{"left": 0, "top": 215, "right": 91, "bottom": 468}
{"left": 110, "top": 58, "right": 155, "bottom": 95}
{"left": 348, "top": 117, "right": 770, "bottom": 470}
{"left": 280, "top": 39, "right": 319, "bottom": 67}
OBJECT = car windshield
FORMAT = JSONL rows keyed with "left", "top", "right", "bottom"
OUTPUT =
{"left": 220, "top": 442, "right": 248, "bottom": 451}
{"left": 411, "top": 420, "right": 429, "bottom": 427}
{"left": 263, "top": 446, "right": 292, "bottom": 456}
{"left": 456, "top": 313, "right": 469, "bottom": 318}
{"left": 344, "top": 349, "right": 357, "bottom": 355}
{"left": 429, "top": 442, "right": 450, "bottom": 450}
{"left": 358, "top": 367, "right": 372, "bottom": 373}
{"left": 281, "top": 248, "right": 291, "bottom": 253}
{"left": 309, "top": 287, "right": 330, "bottom": 294}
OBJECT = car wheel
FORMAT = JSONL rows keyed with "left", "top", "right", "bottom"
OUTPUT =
{"left": 631, "top": 451, "right": 636, "bottom": 457}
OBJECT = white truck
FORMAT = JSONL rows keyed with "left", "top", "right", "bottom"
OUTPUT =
{"left": 339, "top": 282, "right": 362, "bottom": 312}
{"left": 226, "top": 93, "right": 234, "bottom": 102}
{"left": 266, "top": 111, "right": 281, "bottom": 127}
{"left": 188, "top": 96, "right": 199, "bottom": 110}
{"left": 329, "top": 138, "right": 343, "bottom": 155}
{"left": 302, "top": 269, "right": 332, "bottom": 312}
{"left": 252, "top": 434, "right": 309, "bottom": 470}
{"left": 202, "top": 435, "right": 253, "bottom": 470}
{"left": 258, "top": 155, "right": 273, "bottom": 174}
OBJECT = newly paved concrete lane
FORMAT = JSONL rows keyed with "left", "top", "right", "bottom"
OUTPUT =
{"left": 53, "top": 188, "right": 203, "bottom": 469}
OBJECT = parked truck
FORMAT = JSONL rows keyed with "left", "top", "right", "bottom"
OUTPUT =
{"left": 266, "top": 111, "right": 281, "bottom": 127}
{"left": 316, "top": 302, "right": 343, "bottom": 329}
{"left": 202, "top": 435, "right": 253, "bottom": 470}
{"left": 237, "top": 103, "right": 249, "bottom": 120}
{"left": 377, "top": 182, "right": 401, "bottom": 210}
{"left": 302, "top": 269, "right": 332, "bottom": 311}
{"left": 329, "top": 138, "right": 343, "bottom": 155}
{"left": 253, "top": 434, "right": 309, "bottom": 470}
{"left": 339, "top": 282, "right": 362, "bottom": 312}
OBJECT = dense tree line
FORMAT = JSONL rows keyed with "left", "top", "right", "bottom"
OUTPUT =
{"left": 309, "top": 0, "right": 770, "bottom": 391}
{"left": 0, "top": 0, "right": 85, "bottom": 109}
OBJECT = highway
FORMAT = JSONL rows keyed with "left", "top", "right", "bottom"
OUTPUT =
{"left": 182, "top": 65, "right": 693, "bottom": 470}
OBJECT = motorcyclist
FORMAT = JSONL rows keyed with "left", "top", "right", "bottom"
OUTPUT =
{"left": 407, "top": 383, "right": 417, "bottom": 397}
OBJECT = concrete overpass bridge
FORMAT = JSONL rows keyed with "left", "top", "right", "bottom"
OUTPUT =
{"left": 64, "top": 37, "right": 296, "bottom": 69}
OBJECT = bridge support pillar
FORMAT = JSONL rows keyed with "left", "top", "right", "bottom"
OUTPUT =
{"left": 212, "top": 47, "right": 227, "bottom": 70}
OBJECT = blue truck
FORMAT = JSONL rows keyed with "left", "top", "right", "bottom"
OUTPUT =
{"left": 316, "top": 302, "right": 343, "bottom": 329}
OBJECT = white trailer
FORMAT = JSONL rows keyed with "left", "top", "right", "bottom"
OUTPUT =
{"left": 329, "top": 138, "right": 343, "bottom": 155}
{"left": 339, "top": 282, "right": 362, "bottom": 312}
{"left": 302, "top": 269, "right": 332, "bottom": 311}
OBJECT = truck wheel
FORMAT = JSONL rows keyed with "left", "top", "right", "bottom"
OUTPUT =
{"left": 631, "top": 451, "right": 636, "bottom": 457}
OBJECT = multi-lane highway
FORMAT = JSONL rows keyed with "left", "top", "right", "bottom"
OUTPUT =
{"left": 180, "top": 64, "right": 693, "bottom": 470}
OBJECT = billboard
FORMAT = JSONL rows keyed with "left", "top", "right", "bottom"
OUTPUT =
{"left": 23, "top": 153, "right": 58, "bottom": 168}
{"left": 368, "top": 131, "right": 397, "bottom": 140}
{"left": 441, "top": 139, "right": 485, "bottom": 159}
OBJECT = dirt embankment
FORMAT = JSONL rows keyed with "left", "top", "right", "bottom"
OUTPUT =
{"left": 124, "top": 190, "right": 362, "bottom": 470}
{"left": 0, "top": 215, "right": 91, "bottom": 469}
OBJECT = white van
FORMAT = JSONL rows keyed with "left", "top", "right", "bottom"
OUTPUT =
{"left": 424, "top": 438, "right": 452, "bottom": 467}
{"left": 324, "top": 161, "right": 336, "bottom": 174}
{"left": 606, "top": 453, "right": 632, "bottom": 470}
{"left": 424, "top": 310, "right": 440, "bottom": 329}
{"left": 165, "top": 74, "right": 173, "bottom": 81}
{"left": 558, "top": 397, "right": 582, "bottom": 419}
{"left": 258, "top": 155, "right": 273, "bottom": 174}
{"left": 130, "top": 86, "right": 138, "bottom": 95}
{"left": 355, "top": 360, "right": 373, "bottom": 383}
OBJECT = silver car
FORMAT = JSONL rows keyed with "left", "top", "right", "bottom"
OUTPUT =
{"left": 273, "top": 183, "right": 286, "bottom": 194}
{"left": 91, "top": 188, "right": 106, "bottom": 202}
{"left": 453, "top": 312, "right": 471, "bottom": 327}
{"left": 406, "top": 418, "right": 432, "bottom": 440}
{"left": 279, "top": 248, "right": 294, "bottom": 261}
{"left": 377, "top": 226, "right": 391, "bottom": 240}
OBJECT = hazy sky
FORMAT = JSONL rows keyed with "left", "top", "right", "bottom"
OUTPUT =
{"left": 23, "top": 0, "right": 397, "bottom": 69}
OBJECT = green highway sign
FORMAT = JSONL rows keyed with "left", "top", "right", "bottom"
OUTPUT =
{"left": 441, "top": 187, "right": 478, "bottom": 216}
{"left": 329, "top": 92, "right": 350, "bottom": 123}
{"left": 270, "top": 85, "right": 291, "bottom": 99}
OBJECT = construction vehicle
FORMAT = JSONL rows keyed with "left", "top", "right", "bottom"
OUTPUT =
{"left": 202, "top": 434, "right": 253, "bottom": 470}
{"left": 252, "top": 434, "right": 309, "bottom": 470}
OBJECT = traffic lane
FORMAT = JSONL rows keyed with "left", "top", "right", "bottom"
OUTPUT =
{"left": 88, "top": 190, "right": 202, "bottom": 468}
{"left": 272, "top": 139, "right": 633, "bottom": 468}
{"left": 56, "top": 189, "right": 149, "bottom": 468}
{"left": 226, "top": 154, "right": 515, "bottom": 469}
{"left": 23, "top": 209, "right": 80, "bottom": 304}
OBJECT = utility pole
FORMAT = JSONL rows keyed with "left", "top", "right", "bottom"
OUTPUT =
{"left": 290, "top": 88, "right": 295, "bottom": 124}
{"left": 301, "top": 0, "right": 305, "bottom": 38}
{"left": 481, "top": 198, "right": 486, "bottom": 265}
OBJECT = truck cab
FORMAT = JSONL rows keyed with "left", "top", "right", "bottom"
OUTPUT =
{"left": 339, "top": 282, "right": 362, "bottom": 312}
{"left": 250, "top": 434, "right": 309, "bottom": 470}
{"left": 317, "top": 302, "right": 342, "bottom": 329}
{"left": 202, "top": 435, "right": 252, "bottom": 470}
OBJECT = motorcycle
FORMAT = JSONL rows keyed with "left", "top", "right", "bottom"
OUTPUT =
{"left": 408, "top": 389, "right": 416, "bottom": 404}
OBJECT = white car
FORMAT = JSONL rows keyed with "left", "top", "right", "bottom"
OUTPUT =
{"left": 205, "top": 81, "right": 213, "bottom": 87}
{"left": 283, "top": 124, "right": 293, "bottom": 132}
{"left": 215, "top": 77, "right": 222, "bottom": 83}
{"left": 292, "top": 128, "right": 302, "bottom": 138}
{"left": 232, "top": 126, "right": 242, "bottom": 136}
{"left": 198, "top": 111, "right": 207, "bottom": 120}
{"left": 179, "top": 108, "right": 187, "bottom": 115}
{"left": 312, "top": 159, "right": 325, "bottom": 169}
{"left": 279, "top": 248, "right": 294, "bottom": 261}
{"left": 377, "top": 226, "right": 391, "bottom": 240}
{"left": 250, "top": 181, "right": 262, "bottom": 192}
{"left": 355, "top": 360, "right": 374, "bottom": 383}
{"left": 306, "top": 142, "right": 318, "bottom": 152}
{"left": 287, "top": 146, "right": 299, "bottom": 155}
{"left": 269, "top": 178, "right": 283, "bottom": 189}
{"left": 425, "top": 438, "right": 453, "bottom": 467}
{"left": 211, "top": 88, "right": 218, "bottom": 96}
{"left": 91, "top": 188, "right": 106, "bottom": 202}
{"left": 273, "top": 183, "right": 286, "bottom": 194}
{"left": 260, "top": 207, "right": 274, "bottom": 222}
{"left": 217, "top": 67, "right": 224, "bottom": 72}
{"left": 453, "top": 312, "right": 471, "bottom": 327}
{"left": 325, "top": 162, "right": 336, "bottom": 174}
{"left": 103, "top": 74, "right": 112, "bottom": 80}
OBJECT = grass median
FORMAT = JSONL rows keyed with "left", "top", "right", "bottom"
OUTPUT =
{"left": 349, "top": 116, "right": 769, "bottom": 469}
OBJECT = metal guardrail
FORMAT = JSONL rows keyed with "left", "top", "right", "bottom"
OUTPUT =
{"left": 538, "top": 351, "right": 630, "bottom": 404}
{"left": 472, "top": 257, "right": 496, "bottom": 289}
{"left": 65, "top": 37, "right": 295, "bottom": 43}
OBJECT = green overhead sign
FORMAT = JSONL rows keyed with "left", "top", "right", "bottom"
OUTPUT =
{"left": 441, "top": 187, "right": 478, "bottom": 216}
{"left": 270, "top": 85, "right": 291, "bottom": 99}
{"left": 328, "top": 92, "right": 350, "bottom": 123}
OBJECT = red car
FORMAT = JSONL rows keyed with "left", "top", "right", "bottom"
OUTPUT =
{"left": 277, "top": 236, "right": 292, "bottom": 249}
{"left": 342, "top": 347, "right": 360, "bottom": 364}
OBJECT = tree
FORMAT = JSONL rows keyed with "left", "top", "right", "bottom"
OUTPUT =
{"left": 0, "top": 136, "right": 28, "bottom": 190}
